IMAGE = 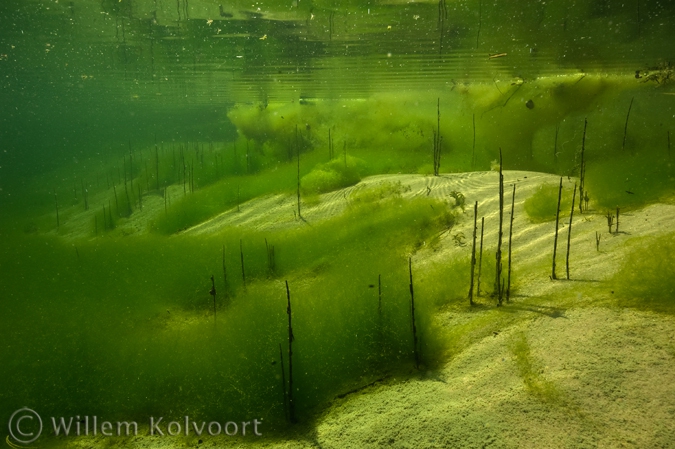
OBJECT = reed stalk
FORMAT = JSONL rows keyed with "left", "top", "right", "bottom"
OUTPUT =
{"left": 495, "top": 149, "right": 504, "bottom": 303}
{"left": 468, "top": 201, "right": 478, "bottom": 305}
{"left": 551, "top": 177, "right": 563, "bottom": 280}
{"left": 566, "top": 183, "right": 577, "bottom": 280}
{"left": 477, "top": 216, "right": 484, "bottom": 296}
{"left": 506, "top": 184, "right": 516, "bottom": 301}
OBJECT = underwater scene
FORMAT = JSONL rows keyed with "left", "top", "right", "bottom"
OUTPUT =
{"left": 1, "top": 0, "right": 674, "bottom": 447}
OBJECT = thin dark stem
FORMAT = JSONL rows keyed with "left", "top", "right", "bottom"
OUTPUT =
{"left": 552, "top": 177, "right": 563, "bottom": 280}
{"left": 506, "top": 184, "right": 515, "bottom": 301}
{"left": 566, "top": 183, "right": 577, "bottom": 280}
{"left": 209, "top": 275, "right": 217, "bottom": 324}
{"left": 606, "top": 211, "right": 614, "bottom": 233}
{"left": 469, "top": 201, "right": 478, "bottom": 305}
{"left": 495, "top": 149, "right": 504, "bottom": 304}
{"left": 477, "top": 217, "right": 484, "bottom": 296}
{"left": 596, "top": 232, "right": 601, "bottom": 252}
{"left": 579, "top": 118, "right": 587, "bottom": 214}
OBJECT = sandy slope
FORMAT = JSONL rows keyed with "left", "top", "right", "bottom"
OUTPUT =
{"left": 308, "top": 307, "right": 675, "bottom": 449}
{"left": 57, "top": 171, "right": 675, "bottom": 448}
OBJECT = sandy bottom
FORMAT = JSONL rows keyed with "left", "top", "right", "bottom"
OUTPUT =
{"left": 308, "top": 307, "right": 675, "bottom": 449}
{"left": 51, "top": 171, "right": 675, "bottom": 448}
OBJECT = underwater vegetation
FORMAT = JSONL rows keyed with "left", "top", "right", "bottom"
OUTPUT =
{"left": 1, "top": 73, "right": 674, "bottom": 441}
{"left": 610, "top": 232, "right": 675, "bottom": 313}
{"left": 524, "top": 182, "right": 574, "bottom": 223}
{"left": 7, "top": 74, "right": 673, "bottom": 239}
{"left": 0, "top": 185, "right": 462, "bottom": 430}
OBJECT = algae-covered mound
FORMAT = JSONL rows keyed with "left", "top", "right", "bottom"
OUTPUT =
{"left": 301, "top": 156, "right": 366, "bottom": 195}
{"left": 524, "top": 182, "right": 573, "bottom": 223}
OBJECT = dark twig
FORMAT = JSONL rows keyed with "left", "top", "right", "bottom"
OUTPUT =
{"left": 209, "top": 275, "right": 217, "bottom": 324}
{"left": 506, "top": 184, "right": 516, "bottom": 301}
{"left": 566, "top": 183, "right": 577, "bottom": 280}
{"left": 552, "top": 177, "right": 563, "bottom": 280}
{"left": 579, "top": 118, "right": 587, "bottom": 214}
{"left": 469, "top": 201, "right": 478, "bottom": 305}
{"left": 596, "top": 232, "right": 601, "bottom": 251}
{"left": 477, "top": 217, "right": 484, "bottom": 296}
{"left": 495, "top": 149, "right": 504, "bottom": 304}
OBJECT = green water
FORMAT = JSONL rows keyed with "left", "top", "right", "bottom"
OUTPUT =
{"left": 1, "top": 0, "right": 674, "bottom": 446}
